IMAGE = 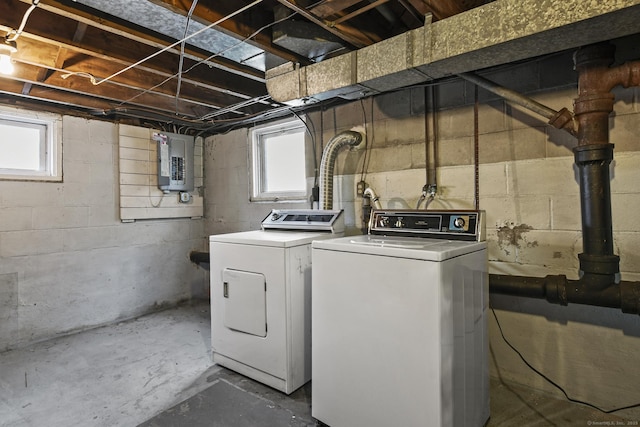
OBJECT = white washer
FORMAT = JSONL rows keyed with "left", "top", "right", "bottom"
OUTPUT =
{"left": 209, "top": 209, "right": 343, "bottom": 394}
{"left": 311, "top": 210, "right": 490, "bottom": 427}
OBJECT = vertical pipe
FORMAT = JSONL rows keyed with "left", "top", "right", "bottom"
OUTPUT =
{"left": 574, "top": 145, "right": 615, "bottom": 256}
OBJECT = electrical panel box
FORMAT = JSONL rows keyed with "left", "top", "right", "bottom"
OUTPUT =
{"left": 153, "top": 132, "right": 194, "bottom": 193}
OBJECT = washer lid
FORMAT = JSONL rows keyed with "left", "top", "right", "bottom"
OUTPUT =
{"left": 312, "top": 234, "right": 486, "bottom": 261}
{"left": 210, "top": 230, "right": 340, "bottom": 248}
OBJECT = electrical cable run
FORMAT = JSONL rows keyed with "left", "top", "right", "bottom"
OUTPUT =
{"left": 491, "top": 307, "right": 640, "bottom": 414}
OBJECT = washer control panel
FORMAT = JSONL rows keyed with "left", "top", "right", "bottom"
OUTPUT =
{"left": 369, "top": 210, "right": 485, "bottom": 241}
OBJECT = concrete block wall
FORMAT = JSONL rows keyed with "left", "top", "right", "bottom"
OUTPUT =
{"left": 206, "top": 48, "right": 640, "bottom": 418}
{"left": 0, "top": 113, "right": 207, "bottom": 351}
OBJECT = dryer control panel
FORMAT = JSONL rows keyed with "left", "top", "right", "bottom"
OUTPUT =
{"left": 369, "top": 209, "right": 485, "bottom": 241}
{"left": 261, "top": 209, "right": 344, "bottom": 233}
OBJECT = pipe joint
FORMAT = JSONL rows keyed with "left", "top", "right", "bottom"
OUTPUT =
{"left": 578, "top": 253, "right": 620, "bottom": 276}
{"left": 544, "top": 274, "right": 568, "bottom": 306}
{"left": 574, "top": 93, "right": 615, "bottom": 116}
{"left": 573, "top": 143, "right": 614, "bottom": 164}
{"left": 620, "top": 282, "right": 640, "bottom": 315}
{"left": 548, "top": 107, "right": 577, "bottom": 135}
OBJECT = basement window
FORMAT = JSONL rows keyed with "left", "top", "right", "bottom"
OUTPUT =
{"left": 0, "top": 111, "right": 61, "bottom": 181}
{"left": 250, "top": 118, "right": 307, "bottom": 202}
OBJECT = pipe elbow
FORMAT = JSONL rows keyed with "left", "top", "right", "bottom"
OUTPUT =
{"left": 363, "top": 187, "right": 382, "bottom": 209}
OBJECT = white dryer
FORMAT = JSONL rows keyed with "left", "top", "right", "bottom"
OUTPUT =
{"left": 209, "top": 209, "right": 343, "bottom": 394}
{"left": 311, "top": 210, "right": 489, "bottom": 427}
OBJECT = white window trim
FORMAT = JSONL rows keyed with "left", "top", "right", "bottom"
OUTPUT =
{"left": 249, "top": 118, "right": 307, "bottom": 202}
{"left": 0, "top": 107, "right": 62, "bottom": 182}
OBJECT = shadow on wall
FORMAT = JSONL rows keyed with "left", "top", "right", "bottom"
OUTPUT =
{"left": 490, "top": 294, "right": 640, "bottom": 337}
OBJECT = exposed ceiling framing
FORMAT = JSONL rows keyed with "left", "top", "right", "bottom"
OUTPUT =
{"left": 0, "top": 0, "right": 492, "bottom": 133}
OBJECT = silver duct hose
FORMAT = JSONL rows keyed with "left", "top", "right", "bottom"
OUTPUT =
{"left": 319, "top": 130, "right": 364, "bottom": 210}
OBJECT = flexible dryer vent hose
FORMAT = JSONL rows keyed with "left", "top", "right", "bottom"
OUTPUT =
{"left": 319, "top": 130, "right": 363, "bottom": 210}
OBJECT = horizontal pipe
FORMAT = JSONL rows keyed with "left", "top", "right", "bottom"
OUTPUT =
{"left": 489, "top": 274, "right": 546, "bottom": 299}
{"left": 489, "top": 273, "right": 640, "bottom": 315}
{"left": 189, "top": 251, "right": 210, "bottom": 265}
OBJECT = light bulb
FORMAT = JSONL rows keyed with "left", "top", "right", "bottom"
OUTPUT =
{"left": 0, "top": 53, "right": 13, "bottom": 75}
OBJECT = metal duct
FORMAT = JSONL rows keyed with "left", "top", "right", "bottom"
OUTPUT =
{"left": 319, "top": 130, "right": 364, "bottom": 210}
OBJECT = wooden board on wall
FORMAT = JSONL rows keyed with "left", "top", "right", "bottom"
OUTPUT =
{"left": 118, "top": 124, "right": 204, "bottom": 221}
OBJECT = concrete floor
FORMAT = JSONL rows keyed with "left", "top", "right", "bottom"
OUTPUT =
{"left": 0, "top": 301, "right": 632, "bottom": 426}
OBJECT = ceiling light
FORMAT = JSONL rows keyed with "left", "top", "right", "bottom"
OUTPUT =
{"left": 0, "top": 40, "right": 17, "bottom": 75}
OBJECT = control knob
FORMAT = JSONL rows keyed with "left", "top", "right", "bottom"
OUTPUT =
{"left": 453, "top": 217, "right": 465, "bottom": 228}
{"left": 378, "top": 217, "right": 389, "bottom": 227}
{"left": 395, "top": 218, "right": 405, "bottom": 228}
{"left": 271, "top": 213, "right": 281, "bottom": 221}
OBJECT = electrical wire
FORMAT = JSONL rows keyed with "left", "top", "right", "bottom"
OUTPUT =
{"left": 61, "top": 0, "right": 264, "bottom": 86}
{"left": 491, "top": 307, "right": 640, "bottom": 414}
{"left": 358, "top": 98, "right": 369, "bottom": 183}
{"left": 175, "top": 0, "right": 199, "bottom": 114}
{"left": 5, "top": 0, "right": 40, "bottom": 42}
{"left": 114, "top": 9, "right": 297, "bottom": 111}
{"left": 290, "top": 109, "right": 319, "bottom": 187}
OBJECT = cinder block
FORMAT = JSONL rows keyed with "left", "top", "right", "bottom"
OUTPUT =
{"left": 437, "top": 106, "right": 473, "bottom": 140}
{"left": 0, "top": 207, "right": 32, "bottom": 231}
{"left": 63, "top": 161, "right": 93, "bottom": 184}
{"left": 63, "top": 116, "right": 90, "bottom": 141}
{"left": 550, "top": 194, "right": 581, "bottom": 231}
{"left": 610, "top": 112, "right": 640, "bottom": 152}
{"left": 89, "top": 120, "right": 117, "bottom": 144}
{"left": 436, "top": 137, "right": 473, "bottom": 167}
{"left": 380, "top": 116, "right": 423, "bottom": 146}
{"left": 616, "top": 232, "right": 640, "bottom": 274}
{"left": 436, "top": 165, "right": 475, "bottom": 200}
{"left": 373, "top": 91, "right": 412, "bottom": 120}
{"left": 1, "top": 182, "right": 64, "bottom": 207}
{"left": 32, "top": 206, "right": 89, "bottom": 230}
{"left": 545, "top": 126, "right": 577, "bottom": 158}
{"left": 479, "top": 127, "right": 546, "bottom": 164}
{"left": 611, "top": 152, "right": 640, "bottom": 194}
{"left": 612, "top": 194, "right": 640, "bottom": 232}
{"left": 62, "top": 226, "right": 117, "bottom": 252}
{"left": 364, "top": 145, "right": 413, "bottom": 174}
{"left": 481, "top": 196, "right": 550, "bottom": 230}
{"left": 515, "top": 230, "right": 581, "bottom": 270}
{"left": 64, "top": 138, "right": 95, "bottom": 162}
{"left": 1, "top": 229, "right": 63, "bottom": 257}
{"left": 383, "top": 169, "right": 427, "bottom": 203}
{"left": 478, "top": 163, "right": 508, "bottom": 197}
{"left": 63, "top": 182, "right": 113, "bottom": 208}
{"left": 507, "top": 157, "right": 578, "bottom": 196}
{"left": 478, "top": 101, "right": 506, "bottom": 134}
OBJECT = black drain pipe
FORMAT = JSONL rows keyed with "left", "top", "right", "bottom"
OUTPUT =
{"left": 483, "top": 42, "right": 640, "bottom": 315}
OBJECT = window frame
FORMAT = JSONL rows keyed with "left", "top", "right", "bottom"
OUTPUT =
{"left": 0, "top": 109, "right": 62, "bottom": 182}
{"left": 249, "top": 118, "right": 308, "bottom": 202}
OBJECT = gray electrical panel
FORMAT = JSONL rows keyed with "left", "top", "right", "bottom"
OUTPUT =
{"left": 153, "top": 132, "right": 194, "bottom": 193}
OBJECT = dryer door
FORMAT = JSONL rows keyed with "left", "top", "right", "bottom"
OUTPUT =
{"left": 222, "top": 268, "right": 267, "bottom": 337}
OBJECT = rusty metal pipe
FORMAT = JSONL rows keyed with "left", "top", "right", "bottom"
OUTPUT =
{"left": 490, "top": 42, "right": 640, "bottom": 315}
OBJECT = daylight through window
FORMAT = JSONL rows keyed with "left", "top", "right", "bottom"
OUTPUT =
{"left": 251, "top": 119, "right": 307, "bottom": 202}
{"left": 0, "top": 113, "right": 60, "bottom": 181}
